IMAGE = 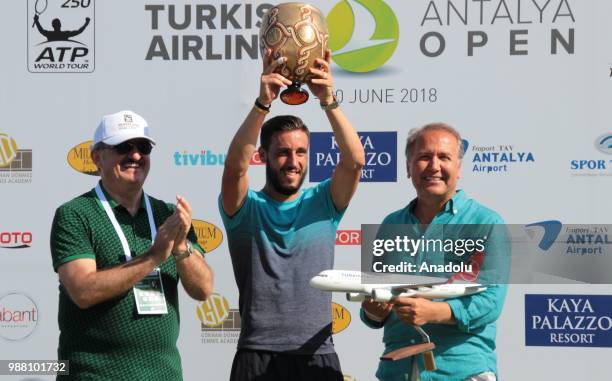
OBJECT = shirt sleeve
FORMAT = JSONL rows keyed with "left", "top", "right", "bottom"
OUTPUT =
{"left": 359, "top": 307, "right": 387, "bottom": 329}
{"left": 218, "top": 190, "right": 253, "bottom": 231}
{"left": 315, "top": 178, "right": 345, "bottom": 227}
{"left": 446, "top": 284, "right": 507, "bottom": 333}
{"left": 446, "top": 220, "right": 510, "bottom": 332}
{"left": 50, "top": 205, "right": 95, "bottom": 272}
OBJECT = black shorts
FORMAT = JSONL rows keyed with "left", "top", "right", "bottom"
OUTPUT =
{"left": 229, "top": 349, "right": 343, "bottom": 381}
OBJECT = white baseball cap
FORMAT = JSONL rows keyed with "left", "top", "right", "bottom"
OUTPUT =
{"left": 92, "top": 110, "right": 156, "bottom": 146}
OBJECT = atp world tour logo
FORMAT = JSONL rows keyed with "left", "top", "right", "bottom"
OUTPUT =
{"left": 27, "top": 0, "right": 95, "bottom": 73}
{"left": 327, "top": 0, "right": 399, "bottom": 72}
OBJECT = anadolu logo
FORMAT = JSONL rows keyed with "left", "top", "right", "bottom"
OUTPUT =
{"left": 327, "top": 0, "right": 399, "bottom": 73}
{"left": 525, "top": 220, "right": 562, "bottom": 251}
{"left": 192, "top": 220, "right": 223, "bottom": 254}
{"left": 67, "top": 140, "right": 98, "bottom": 176}
{"left": 331, "top": 302, "right": 351, "bottom": 334}
{"left": 0, "top": 134, "right": 19, "bottom": 168}
{"left": 595, "top": 133, "right": 612, "bottom": 155}
{"left": 196, "top": 293, "right": 231, "bottom": 327}
{"left": 0, "top": 293, "right": 38, "bottom": 341}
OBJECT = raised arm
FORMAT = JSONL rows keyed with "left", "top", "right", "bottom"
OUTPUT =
{"left": 307, "top": 50, "right": 365, "bottom": 211}
{"left": 221, "top": 50, "right": 291, "bottom": 216}
{"left": 66, "top": 17, "right": 90, "bottom": 38}
{"left": 33, "top": 15, "right": 49, "bottom": 38}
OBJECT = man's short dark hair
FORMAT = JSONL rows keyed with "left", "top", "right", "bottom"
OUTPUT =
{"left": 260, "top": 115, "right": 310, "bottom": 152}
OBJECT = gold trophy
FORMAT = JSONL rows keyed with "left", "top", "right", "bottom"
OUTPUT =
{"left": 260, "top": 2, "right": 329, "bottom": 105}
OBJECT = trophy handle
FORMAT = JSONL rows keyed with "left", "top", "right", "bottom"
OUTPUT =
{"left": 280, "top": 81, "right": 309, "bottom": 105}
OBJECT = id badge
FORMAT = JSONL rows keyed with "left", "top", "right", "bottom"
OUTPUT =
{"left": 134, "top": 268, "right": 168, "bottom": 315}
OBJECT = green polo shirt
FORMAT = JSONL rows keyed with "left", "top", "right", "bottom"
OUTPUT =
{"left": 361, "top": 190, "right": 509, "bottom": 381}
{"left": 50, "top": 183, "right": 200, "bottom": 381}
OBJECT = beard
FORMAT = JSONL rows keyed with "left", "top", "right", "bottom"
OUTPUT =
{"left": 265, "top": 161, "right": 307, "bottom": 196}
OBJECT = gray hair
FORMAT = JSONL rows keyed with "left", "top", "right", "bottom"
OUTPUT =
{"left": 404, "top": 122, "right": 464, "bottom": 162}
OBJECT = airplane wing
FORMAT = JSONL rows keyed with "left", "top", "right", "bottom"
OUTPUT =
{"left": 368, "top": 281, "right": 450, "bottom": 302}
{"left": 370, "top": 281, "right": 486, "bottom": 302}
{"left": 388, "top": 281, "right": 449, "bottom": 294}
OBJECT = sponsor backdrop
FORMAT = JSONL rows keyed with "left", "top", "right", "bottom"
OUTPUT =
{"left": 1, "top": 0, "right": 611, "bottom": 380}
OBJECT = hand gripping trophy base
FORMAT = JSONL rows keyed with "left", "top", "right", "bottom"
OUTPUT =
{"left": 280, "top": 81, "right": 309, "bottom": 105}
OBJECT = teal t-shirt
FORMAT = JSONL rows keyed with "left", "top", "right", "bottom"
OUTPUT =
{"left": 219, "top": 179, "right": 344, "bottom": 354}
{"left": 362, "top": 190, "right": 509, "bottom": 381}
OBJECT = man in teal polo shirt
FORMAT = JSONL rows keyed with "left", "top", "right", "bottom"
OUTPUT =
{"left": 361, "top": 123, "right": 508, "bottom": 381}
{"left": 50, "top": 110, "right": 213, "bottom": 380}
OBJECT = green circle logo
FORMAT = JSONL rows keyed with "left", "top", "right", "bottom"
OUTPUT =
{"left": 327, "top": 0, "right": 400, "bottom": 73}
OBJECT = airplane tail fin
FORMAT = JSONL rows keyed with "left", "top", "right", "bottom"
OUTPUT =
{"left": 447, "top": 251, "right": 485, "bottom": 283}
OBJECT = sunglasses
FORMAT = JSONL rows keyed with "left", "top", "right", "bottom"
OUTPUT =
{"left": 109, "top": 140, "right": 153, "bottom": 155}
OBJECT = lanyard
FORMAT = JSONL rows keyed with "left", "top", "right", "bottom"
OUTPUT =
{"left": 95, "top": 183, "right": 157, "bottom": 261}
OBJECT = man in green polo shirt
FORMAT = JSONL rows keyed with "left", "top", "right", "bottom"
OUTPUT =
{"left": 361, "top": 123, "right": 508, "bottom": 381}
{"left": 50, "top": 110, "right": 213, "bottom": 380}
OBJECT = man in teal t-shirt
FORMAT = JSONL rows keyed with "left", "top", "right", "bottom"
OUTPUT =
{"left": 219, "top": 50, "right": 365, "bottom": 380}
{"left": 361, "top": 123, "right": 509, "bottom": 381}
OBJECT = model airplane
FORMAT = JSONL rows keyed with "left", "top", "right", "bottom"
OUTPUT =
{"left": 309, "top": 269, "right": 486, "bottom": 302}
